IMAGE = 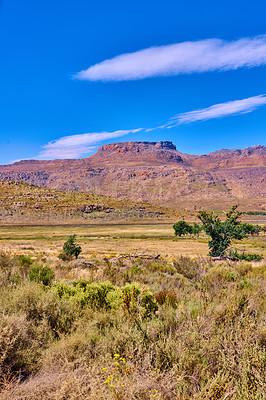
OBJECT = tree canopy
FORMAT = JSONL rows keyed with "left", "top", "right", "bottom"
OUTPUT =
{"left": 173, "top": 221, "right": 192, "bottom": 237}
{"left": 62, "top": 235, "right": 82, "bottom": 259}
{"left": 198, "top": 205, "right": 247, "bottom": 257}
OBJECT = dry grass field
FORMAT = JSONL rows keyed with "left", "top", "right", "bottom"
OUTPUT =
{"left": 0, "top": 223, "right": 265, "bottom": 261}
{"left": 0, "top": 226, "right": 265, "bottom": 399}
{"left": 0, "top": 181, "right": 265, "bottom": 399}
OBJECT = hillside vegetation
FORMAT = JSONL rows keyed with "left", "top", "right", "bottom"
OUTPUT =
{"left": 0, "top": 142, "right": 265, "bottom": 211}
{"left": 0, "top": 178, "right": 265, "bottom": 399}
{"left": 0, "top": 180, "right": 182, "bottom": 225}
{"left": 0, "top": 249, "right": 265, "bottom": 399}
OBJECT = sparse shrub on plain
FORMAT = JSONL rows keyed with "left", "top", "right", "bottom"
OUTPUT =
{"left": 103, "top": 257, "right": 120, "bottom": 283}
{"left": 173, "top": 220, "right": 192, "bottom": 237}
{"left": 144, "top": 260, "right": 175, "bottom": 275}
{"left": 58, "top": 252, "right": 72, "bottom": 261}
{"left": 198, "top": 205, "right": 247, "bottom": 257}
{"left": 233, "top": 251, "right": 263, "bottom": 261}
{"left": 62, "top": 234, "right": 82, "bottom": 259}
{"left": 191, "top": 222, "right": 202, "bottom": 236}
{"left": 0, "top": 312, "right": 45, "bottom": 379}
{"left": 235, "top": 262, "right": 253, "bottom": 277}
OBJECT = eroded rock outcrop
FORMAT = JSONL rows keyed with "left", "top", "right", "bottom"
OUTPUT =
{"left": 0, "top": 142, "right": 265, "bottom": 210}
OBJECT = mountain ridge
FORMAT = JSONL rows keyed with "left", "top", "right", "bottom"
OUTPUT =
{"left": 0, "top": 142, "right": 265, "bottom": 211}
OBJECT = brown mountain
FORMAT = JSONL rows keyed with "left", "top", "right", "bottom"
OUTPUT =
{"left": 0, "top": 141, "right": 265, "bottom": 211}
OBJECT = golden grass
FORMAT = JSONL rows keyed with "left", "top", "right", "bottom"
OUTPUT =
{"left": 0, "top": 224, "right": 265, "bottom": 260}
{"left": 0, "top": 251, "right": 265, "bottom": 399}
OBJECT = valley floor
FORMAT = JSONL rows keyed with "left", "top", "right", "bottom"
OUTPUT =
{"left": 0, "top": 224, "right": 265, "bottom": 399}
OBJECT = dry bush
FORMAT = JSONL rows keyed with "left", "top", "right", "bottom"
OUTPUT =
{"left": 0, "top": 256, "right": 265, "bottom": 399}
{"left": 155, "top": 289, "right": 178, "bottom": 308}
{"left": 172, "top": 256, "right": 205, "bottom": 280}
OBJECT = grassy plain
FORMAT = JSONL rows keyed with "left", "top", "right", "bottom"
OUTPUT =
{"left": 0, "top": 223, "right": 265, "bottom": 260}
{"left": 0, "top": 229, "right": 265, "bottom": 399}
{"left": 0, "top": 181, "right": 265, "bottom": 399}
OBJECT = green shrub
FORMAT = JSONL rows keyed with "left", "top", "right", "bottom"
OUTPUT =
{"left": 198, "top": 205, "right": 247, "bottom": 257}
{"left": 233, "top": 252, "right": 263, "bottom": 261}
{"left": 191, "top": 222, "right": 202, "bottom": 236}
{"left": 58, "top": 252, "right": 72, "bottom": 261}
{"left": 29, "top": 264, "right": 55, "bottom": 286}
{"left": 17, "top": 255, "right": 33, "bottom": 267}
{"left": 120, "top": 283, "right": 158, "bottom": 319}
{"left": 62, "top": 235, "right": 82, "bottom": 259}
{"left": 54, "top": 280, "right": 115, "bottom": 310}
{"left": 241, "top": 223, "right": 259, "bottom": 235}
{"left": 173, "top": 220, "right": 192, "bottom": 237}
{"left": 53, "top": 280, "right": 158, "bottom": 318}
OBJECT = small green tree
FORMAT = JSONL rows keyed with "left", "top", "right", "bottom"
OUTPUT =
{"left": 62, "top": 235, "right": 82, "bottom": 259}
{"left": 191, "top": 222, "right": 202, "bottom": 237}
{"left": 198, "top": 205, "right": 247, "bottom": 257}
{"left": 173, "top": 220, "right": 192, "bottom": 237}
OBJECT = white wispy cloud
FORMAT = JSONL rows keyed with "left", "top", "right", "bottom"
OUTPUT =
{"left": 37, "top": 129, "right": 142, "bottom": 160}
{"left": 34, "top": 95, "right": 266, "bottom": 161}
{"left": 164, "top": 94, "right": 266, "bottom": 127}
{"left": 74, "top": 35, "right": 266, "bottom": 81}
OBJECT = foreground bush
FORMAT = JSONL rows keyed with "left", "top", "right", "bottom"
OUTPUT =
{"left": 54, "top": 280, "right": 158, "bottom": 318}
{"left": 0, "top": 255, "right": 265, "bottom": 399}
{"left": 29, "top": 264, "right": 55, "bottom": 286}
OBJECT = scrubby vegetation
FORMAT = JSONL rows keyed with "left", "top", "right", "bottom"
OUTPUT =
{"left": 173, "top": 221, "right": 202, "bottom": 237}
{"left": 0, "top": 249, "right": 265, "bottom": 399}
{"left": 62, "top": 234, "right": 82, "bottom": 259}
{"left": 174, "top": 206, "right": 264, "bottom": 260}
{"left": 244, "top": 211, "right": 266, "bottom": 216}
{"left": 198, "top": 205, "right": 249, "bottom": 257}
{"left": 0, "top": 180, "right": 181, "bottom": 224}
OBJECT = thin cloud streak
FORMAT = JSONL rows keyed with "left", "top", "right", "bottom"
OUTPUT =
{"left": 35, "top": 95, "right": 266, "bottom": 161}
{"left": 143, "top": 95, "right": 266, "bottom": 132}
{"left": 75, "top": 35, "right": 266, "bottom": 81}
{"left": 168, "top": 95, "right": 266, "bottom": 126}
{"left": 37, "top": 129, "right": 142, "bottom": 160}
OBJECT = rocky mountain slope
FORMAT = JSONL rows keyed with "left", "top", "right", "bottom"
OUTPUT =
{"left": 0, "top": 141, "right": 265, "bottom": 211}
{"left": 0, "top": 180, "right": 179, "bottom": 225}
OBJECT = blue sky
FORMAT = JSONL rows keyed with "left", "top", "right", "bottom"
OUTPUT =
{"left": 0, "top": 0, "right": 266, "bottom": 164}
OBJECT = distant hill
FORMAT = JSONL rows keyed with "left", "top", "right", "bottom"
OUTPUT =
{"left": 0, "top": 180, "right": 180, "bottom": 225}
{"left": 0, "top": 142, "right": 265, "bottom": 211}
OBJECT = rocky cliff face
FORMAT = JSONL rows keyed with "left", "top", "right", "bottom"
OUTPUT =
{"left": 89, "top": 141, "right": 185, "bottom": 165}
{"left": 0, "top": 142, "right": 265, "bottom": 210}
{"left": 192, "top": 145, "right": 266, "bottom": 170}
